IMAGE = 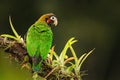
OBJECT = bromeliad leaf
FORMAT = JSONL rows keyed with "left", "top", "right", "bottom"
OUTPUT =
{"left": 59, "top": 37, "right": 77, "bottom": 66}
{"left": 1, "top": 16, "right": 23, "bottom": 43}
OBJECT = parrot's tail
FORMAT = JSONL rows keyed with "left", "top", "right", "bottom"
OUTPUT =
{"left": 32, "top": 56, "right": 42, "bottom": 71}
{"left": 32, "top": 61, "right": 42, "bottom": 71}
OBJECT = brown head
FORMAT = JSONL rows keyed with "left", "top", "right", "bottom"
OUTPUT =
{"left": 35, "top": 13, "right": 58, "bottom": 27}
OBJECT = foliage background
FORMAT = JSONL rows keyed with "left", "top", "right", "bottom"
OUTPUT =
{"left": 0, "top": 0, "right": 120, "bottom": 80}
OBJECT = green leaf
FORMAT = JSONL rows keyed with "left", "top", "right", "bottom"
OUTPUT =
{"left": 9, "top": 16, "right": 20, "bottom": 39}
{"left": 78, "top": 48, "right": 95, "bottom": 71}
{"left": 59, "top": 37, "right": 77, "bottom": 66}
{"left": 1, "top": 34, "right": 18, "bottom": 41}
{"left": 1, "top": 16, "right": 24, "bottom": 44}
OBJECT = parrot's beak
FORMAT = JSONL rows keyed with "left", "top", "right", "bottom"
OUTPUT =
{"left": 54, "top": 19, "right": 58, "bottom": 26}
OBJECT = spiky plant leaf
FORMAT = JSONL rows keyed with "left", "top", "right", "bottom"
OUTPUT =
{"left": 1, "top": 16, "right": 23, "bottom": 44}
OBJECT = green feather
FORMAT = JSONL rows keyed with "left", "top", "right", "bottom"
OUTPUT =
{"left": 26, "top": 22, "right": 53, "bottom": 71}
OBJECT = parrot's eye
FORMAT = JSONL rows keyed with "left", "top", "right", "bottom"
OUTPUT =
{"left": 50, "top": 16, "right": 57, "bottom": 21}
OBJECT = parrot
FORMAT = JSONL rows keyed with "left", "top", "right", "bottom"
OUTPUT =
{"left": 26, "top": 13, "right": 58, "bottom": 71}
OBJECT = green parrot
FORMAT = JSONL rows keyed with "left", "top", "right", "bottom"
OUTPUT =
{"left": 26, "top": 13, "right": 58, "bottom": 71}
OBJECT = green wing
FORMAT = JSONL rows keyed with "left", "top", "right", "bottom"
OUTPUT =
{"left": 26, "top": 22, "right": 53, "bottom": 59}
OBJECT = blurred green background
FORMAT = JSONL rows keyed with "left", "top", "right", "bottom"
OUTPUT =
{"left": 0, "top": 0, "right": 120, "bottom": 80}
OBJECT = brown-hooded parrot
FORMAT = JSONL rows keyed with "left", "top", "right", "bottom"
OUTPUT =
{"left": 26, "top": 13, "right": 58, "bottom": 71}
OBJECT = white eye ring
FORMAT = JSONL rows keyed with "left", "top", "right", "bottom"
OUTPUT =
{"left": 49, "top": 16, "right": 58, "bottom": 26}
{"left": 50, "top": 16, "right": 56, "bottom": 20}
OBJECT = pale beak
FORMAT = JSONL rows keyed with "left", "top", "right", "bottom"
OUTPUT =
{"left": 53, "top": 18, "right": 58, "bottom": 26}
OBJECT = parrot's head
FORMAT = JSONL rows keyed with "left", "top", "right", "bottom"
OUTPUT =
{"left": 36, "top": 13, "right": 58, "bottom": 27}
